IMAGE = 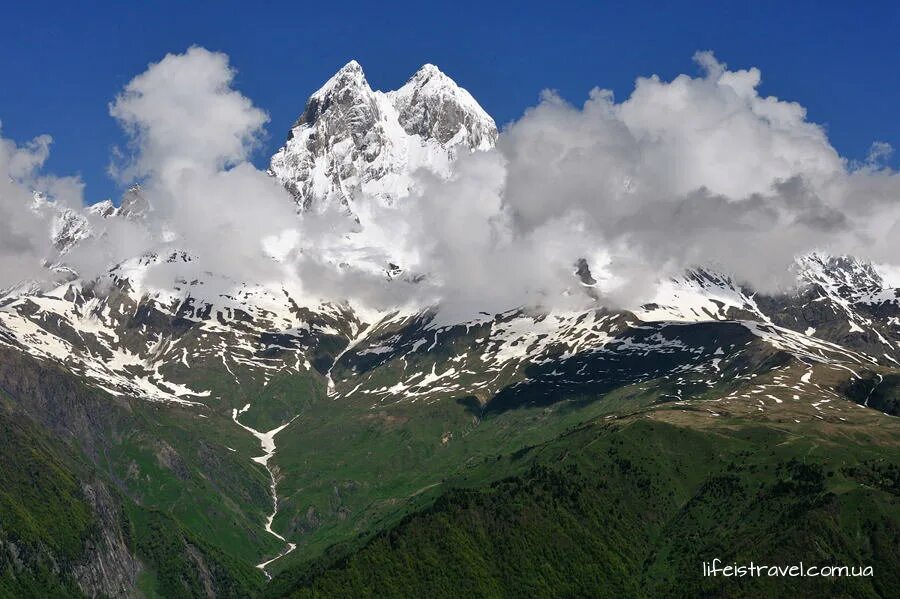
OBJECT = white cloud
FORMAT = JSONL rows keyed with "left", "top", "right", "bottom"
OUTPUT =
{"left": 103, "top": 47, "right": 300, "bottom": 286}
{"left": 109, "top": 46, "right": 268, "bottom": 181}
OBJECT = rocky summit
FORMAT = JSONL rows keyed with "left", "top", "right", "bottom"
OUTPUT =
{"left": 269, "top": 61, "right": 497, "bottom": 215}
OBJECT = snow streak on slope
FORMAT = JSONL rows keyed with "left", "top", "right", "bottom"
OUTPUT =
{"left": 231, "top": 404, "right": 298, "bottom": 578}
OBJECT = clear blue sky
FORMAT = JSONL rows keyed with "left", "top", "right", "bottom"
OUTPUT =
{"left": 1, "top": 0, "right": 898, "bottom": 203}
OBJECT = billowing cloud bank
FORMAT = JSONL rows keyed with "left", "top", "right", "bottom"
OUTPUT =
{"left": 105, "top": 47, "right": 298, "bottom": 286}
{"left": 297, "top": 51, "right": 900, "bottom": 312}
{"left": 1, "top": 48, "right": 898, "bottom": 313}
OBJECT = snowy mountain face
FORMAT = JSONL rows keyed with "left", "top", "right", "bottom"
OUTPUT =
{"left": 30, "top": 185, "right": 150, "bottom": 259}
{"left": 29, "top": 191, "right": 93, "bottom": 255}
{"left": 388, "top": 64, "right": 497, "bottom": 150}
{"left": 2, "top": 61, "right": 899, "bottom": 417}
{"left": 1, "top": 247, "right": 897, "bottom": 416}
{"left": 269, "top": 61, "right": 497, "bottom": 215}
{"left": 320, "top": 257, "right": 900, "bottom": 410}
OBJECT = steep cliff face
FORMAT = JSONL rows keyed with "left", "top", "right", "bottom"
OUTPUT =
{"left": 0, "top": 400, "right": 140, "bottom": 598}
{"left": 72, "top": 482, "right": 142, "bottom": 599}
{"left": 0, "top": 345, "right": 129, "bottom": 462}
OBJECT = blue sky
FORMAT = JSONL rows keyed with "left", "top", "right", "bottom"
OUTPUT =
{"left": 1, "top": 0, "right": 898, "bottom": 203}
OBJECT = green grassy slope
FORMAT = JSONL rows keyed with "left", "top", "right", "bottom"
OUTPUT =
{"left": 262, "top": 339, "right": 889, "bottom": 578}
{"left": 102, "top": 401, "right": 282, "bottom": 566}
{"left": 268, "top": 372, "right": 665, "bottom": 572}
{"left": 269, "top": 414, "right": 900, "bottom": 598}
{"left": 124, "top": 505, "right": 264, "bottom": 598}
{"left": 0, "top": 343, "right": 283, "bottom": 570}
{"left": 0, "top": 409, "right": 94, "bottom": 597}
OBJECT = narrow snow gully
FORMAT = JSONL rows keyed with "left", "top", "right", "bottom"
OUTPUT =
{"left": 232, "top": 403, "right": 299, "bottom": 579}
{"left": 864, "top": 373, "right": 884, "bottom": 408}
{"left": 325, "top": 319, "right": 379, "bottom": 397}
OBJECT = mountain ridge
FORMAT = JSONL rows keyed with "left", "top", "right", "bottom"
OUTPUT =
{"left": 3, "top": 59, "right": 899, "bottom": 417}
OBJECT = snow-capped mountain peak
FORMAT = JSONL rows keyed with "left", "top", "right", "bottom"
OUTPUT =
{"left": 29, "top": 191, "right": 92, "bottom": 255}
{"left": 269, "top": 61, "right": 498, "bottom": 215}
{"left": 315, "top": 59, "right": 365, "bottom": 91}
{"left": 388, "top": 64, "right": 497, "bottom": 150}
{"left": 38, "top": 185, "right": 150, "bottom": 259}
{"left": 797, "top": 253, "right": 884, "bottom": 297}
{"left": 87, "top": 199, "right": 117, "bottom": 218}
{"left": 294, "top": 60, "right": 374, "bottom": 130}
